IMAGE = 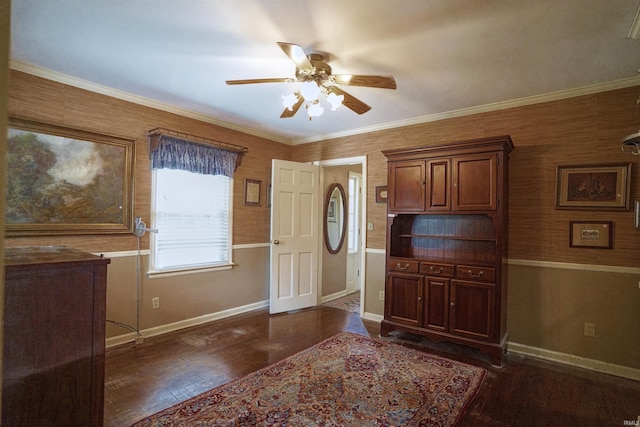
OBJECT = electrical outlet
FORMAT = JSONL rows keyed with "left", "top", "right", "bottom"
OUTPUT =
{"left": 152, "top": 297, "right": 160, "bottom": 310}
{"left": 584, "top": 322, "right": 596, "bottom": 337}
{"left": 367, "top": 222, "right": 374, "bottom": 231}
{"left": 379, "top": 291, "right": 385, "bottom": 301}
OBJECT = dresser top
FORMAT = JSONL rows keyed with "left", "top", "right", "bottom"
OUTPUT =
{"left": 4, "top": 246, "right": 110, "bottom": 269}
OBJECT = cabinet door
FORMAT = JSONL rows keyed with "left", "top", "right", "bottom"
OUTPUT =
{"left": 452, "top": 153, "right": 498, "bottom": 210}
{"left": 388, "top": 160, "right": 425, "bottom": 212}
{"left": 450, "top": 279, "right": 496, "bottom": 341}
{"left": 386, "top": 273, "right": 423, "bottom": 326}
{"left": 426, "top": 158, "right": 450, "bottom": 211}
{"left": 423, "top": 276, "right": 450, "bottom": 331}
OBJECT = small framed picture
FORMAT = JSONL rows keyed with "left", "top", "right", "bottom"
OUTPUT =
{"left": 243, "top": 179, "right": 261, "bottom": 206}
{"left": 375, "top": 186, "right": 388, "bottom": 203}
{"left": 569, "top": 221, "right": 612, "bottom": 249}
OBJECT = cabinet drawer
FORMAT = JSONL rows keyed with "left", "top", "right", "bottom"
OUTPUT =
{"left": 456, "top": 265, "right": 496, "bottom": 282}
{"left": 388, "top": 259, "right": 419, "bottom": 273}
{"left": 420, "top": 262, "right": 454, "bottom": 277}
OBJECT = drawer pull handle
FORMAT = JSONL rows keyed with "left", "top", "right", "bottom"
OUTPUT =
{"left": 429, "top": 266, "right": 443, "bottom": 274}
{"left": 397, "top": 263, "right": 409, "bottom": 270}
{"left": 468, "top": 269, "right": 483, "bottom": 278}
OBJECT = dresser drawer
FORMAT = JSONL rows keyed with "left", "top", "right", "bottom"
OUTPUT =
{"left": 456, "top": 265, "right": 496, "bottom": 282}
{"left": 420, "top": 262, "right": 454, "bottom": 277}
{"left": 388, "top": 259, "right": 420, "bottom": 273}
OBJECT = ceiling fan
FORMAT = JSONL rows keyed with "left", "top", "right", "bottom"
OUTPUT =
{"left": 226, "top": 42, "right": 397, "bottom": 119}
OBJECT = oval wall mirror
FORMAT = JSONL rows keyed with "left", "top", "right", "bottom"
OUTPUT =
{"left": 324, "top": 183, "right": 347, "bottom": 254}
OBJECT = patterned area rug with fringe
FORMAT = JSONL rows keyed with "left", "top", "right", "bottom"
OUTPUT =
{"left": 131, "top": 332, "right": 486, "bottom": 426}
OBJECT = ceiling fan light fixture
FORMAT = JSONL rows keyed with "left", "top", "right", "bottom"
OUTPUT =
{"left": 326, "top": 91, "right": 344, "bottom": 110}
{"left": 227, "top": 42, "right": 396, "bottom": 119}
{"left": 307, "top": 100, "right": 324, "bottom": 119}
{"left": 300, "top": 81, "right": 321, "bottom": 102}
{"left": 281, "top": 92, "right": 299, "bottom": 110}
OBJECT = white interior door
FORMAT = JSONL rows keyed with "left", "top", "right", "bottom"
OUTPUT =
{"left": 270, "top": 159, "right": 320, "bottom": 314}
{"left": 346, "top": 172, "right": 362, "bottom": 294}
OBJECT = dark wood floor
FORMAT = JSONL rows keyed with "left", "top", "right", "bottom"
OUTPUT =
{"left": 104, "top": 306, "right": 640, "bottom": 426}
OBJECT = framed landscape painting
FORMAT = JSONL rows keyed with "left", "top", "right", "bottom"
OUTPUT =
{"left": 555, "top": 163, "right": 631, "bottom": 210}
{"left": 6, "top": 118, "right": 135, "bottom": 235}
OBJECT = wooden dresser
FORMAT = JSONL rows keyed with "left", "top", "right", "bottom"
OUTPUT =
{"left": 3, "top": 246, "right": 110, "bottom": 426}
{"left": 381, "top": 136, "right": 513, "bottom": 366}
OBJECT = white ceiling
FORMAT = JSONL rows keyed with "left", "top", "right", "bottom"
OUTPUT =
{"left": 9, "top": 0, "right": 640, "bottom": 144}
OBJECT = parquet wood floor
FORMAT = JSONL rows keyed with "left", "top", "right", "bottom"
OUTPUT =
{"left": 104, "top": 306, "right": 640, "bottom": 426}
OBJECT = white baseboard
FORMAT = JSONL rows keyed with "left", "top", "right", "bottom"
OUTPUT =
{"left": 508, "top": 341, "right": 640, "bottom": 381}
{"left": 106, "top": 300, "right": 269, "bottom": 348}
{"left": 320, "top": 290, "right": 348, "bottom": 304}
{"left": 363, "top": 312, "right": 384, "bottom": 323}
{"left": 338, "top": 317, "right": 640, "bottom": 380}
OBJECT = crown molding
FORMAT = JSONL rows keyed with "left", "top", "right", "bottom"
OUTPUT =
{"left": 10, "top": 60, "right": 289, "bottom": 144}
{"left": 11, "top": 60, "right": 640, "bottom": 147}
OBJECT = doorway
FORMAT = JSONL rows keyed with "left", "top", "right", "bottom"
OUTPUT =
{"left": 346, "top": 171, "right": 362, "bottom": 295}
{"left": 316, "top": 156, "right": 366, "bottom": 316}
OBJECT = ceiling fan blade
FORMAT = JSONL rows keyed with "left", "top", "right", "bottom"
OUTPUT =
{"left": 332, "top": 74, "right": 397, "bottom": 89}
{"left": 329, "top": 87, "right": 371, "bottom": 115}
{"left": 226, "top": 78, "right": 291, "bottom": 85}
{"left": 277, "top": 42, "right": 314, "bottom": 73}
{"left": 280, "top": 94, "right": 305, "bottom": 118}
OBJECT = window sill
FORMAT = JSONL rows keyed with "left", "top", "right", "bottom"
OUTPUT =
{"left": 147, "top": 263, "right": 234, "bottom": 279}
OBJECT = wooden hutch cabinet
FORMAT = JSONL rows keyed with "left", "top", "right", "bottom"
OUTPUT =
{"left": 3, "top": 246, "right": 110, "bottom": 426}
{"left": 381, "top": 136, "right": 513, "bottom": 365}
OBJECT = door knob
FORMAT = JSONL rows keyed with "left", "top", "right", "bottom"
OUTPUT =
{"left": 273, "top": 240, "right": 280, "bottom": 245}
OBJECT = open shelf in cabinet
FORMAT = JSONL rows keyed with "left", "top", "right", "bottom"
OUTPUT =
{"left": 389, "top": 214, "right": 497, "bottom": 265}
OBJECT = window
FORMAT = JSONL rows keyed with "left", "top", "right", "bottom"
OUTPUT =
{"left": 146, "top": 128, "right": 247, "bottom": 275}
{"left": 150, "top": 168, "right": 233, "bottom": 273}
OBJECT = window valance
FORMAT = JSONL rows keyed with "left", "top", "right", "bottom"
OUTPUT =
{"left": 148, "top": 128, "right": 248, "bottom": 177}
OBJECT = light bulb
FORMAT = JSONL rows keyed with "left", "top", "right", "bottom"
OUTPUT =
{"left": 307, "top": 100, "right": 324, "bottom": 118}
{"left": 281, "top": 93, "right": 298, "bottom": 110}
{"left": 326, "top": 92, "right": 344, "bottom": 110}
{"left": 300, "top": 81, "right": 320, "bottom": 102}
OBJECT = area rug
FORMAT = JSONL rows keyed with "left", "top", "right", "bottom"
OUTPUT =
{"left": 131, "top": 332, "right": 485, "bottom": 426}
{"left": 322, "top": 291, "right": 360, "bottom": 313}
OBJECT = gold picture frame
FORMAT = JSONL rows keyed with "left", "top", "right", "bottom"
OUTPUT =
{"left": 556, "top": 163, "right": 631, "bottom": 210}
{"left": 6, "top": 118, "right": 135, "bottom": 236}
{"left": 243, "top": 178, "right": 261, "bottom": 206}
{"left": 569, "top": 221, "right": 612, "bottom": 249}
